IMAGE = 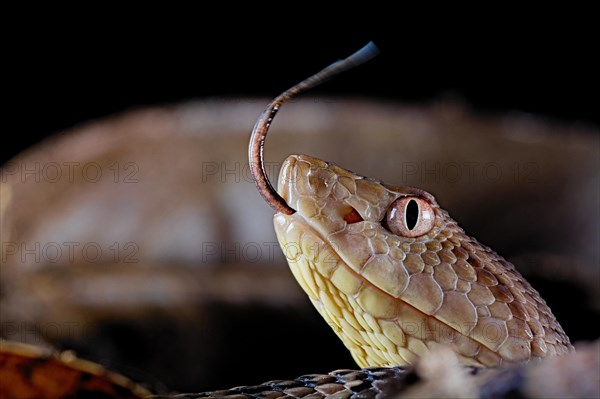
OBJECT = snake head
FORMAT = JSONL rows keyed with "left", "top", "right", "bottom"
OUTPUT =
{"left": 273, "top": 154, "right": 572, "bottom": 368}
{"left": 249, "top": 43, "right": 571, "bottom": 369}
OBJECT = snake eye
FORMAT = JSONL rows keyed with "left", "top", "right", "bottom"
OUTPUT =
{"left": 385, "top": 197, "right": 435, "bottom": 237}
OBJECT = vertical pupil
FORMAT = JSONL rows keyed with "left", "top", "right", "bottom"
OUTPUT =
{"left": 405, "top": 200, "right": 419, "bottom": 230}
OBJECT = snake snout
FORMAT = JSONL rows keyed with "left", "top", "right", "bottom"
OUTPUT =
{"left": 277, "top": 155, "right": 331, "bottom": 205}
{"left": 277, "top": 154, "right": 370, "bottom": 237}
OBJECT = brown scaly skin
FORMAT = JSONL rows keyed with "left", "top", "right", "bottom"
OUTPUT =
{"left": 176, "top": 367, "right": 411, "bottom": 399}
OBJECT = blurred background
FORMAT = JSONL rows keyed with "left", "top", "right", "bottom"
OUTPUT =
{"left": 2, "top": 12, "right": 599, "bottom": 395}
{"left": 3, "top": 14, "right": 598, "bottom": 164}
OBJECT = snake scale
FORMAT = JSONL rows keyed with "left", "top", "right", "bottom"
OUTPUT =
{"left": 188, "top": 42, "right": 574, "bottom": 398}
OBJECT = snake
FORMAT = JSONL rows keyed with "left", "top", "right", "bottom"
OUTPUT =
{"left": 227, "top": 42, "right": 572, "bottom": 398}
{"left": 0, "top": 43, "right": 577, "bottom": 399}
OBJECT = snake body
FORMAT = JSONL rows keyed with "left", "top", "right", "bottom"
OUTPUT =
{"left": 178, "top": 367, "right": 412, "bottom": 399}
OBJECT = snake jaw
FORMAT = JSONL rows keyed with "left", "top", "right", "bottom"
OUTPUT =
{"left": 274, "top": 154, "right": 573, "bottom": 369}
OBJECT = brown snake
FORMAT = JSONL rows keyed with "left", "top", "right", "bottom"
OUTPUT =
{"left": 199, "top": 42, "right": 574, "bottom": 398}
{"left": 1, "top": 43, "right": 576, "bottom": 399}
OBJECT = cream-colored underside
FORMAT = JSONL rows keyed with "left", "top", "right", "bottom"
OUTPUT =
{"left": 274, "top": 213, "right": 505, "bottom": 368}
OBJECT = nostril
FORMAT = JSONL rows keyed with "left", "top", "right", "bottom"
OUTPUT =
{"left": 343, "top": 208, "right": 363, "bottom": 224}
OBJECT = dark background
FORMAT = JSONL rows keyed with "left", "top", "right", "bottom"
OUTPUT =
{"left": 4, "top": 16, "right": 598, "bottom": 165}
